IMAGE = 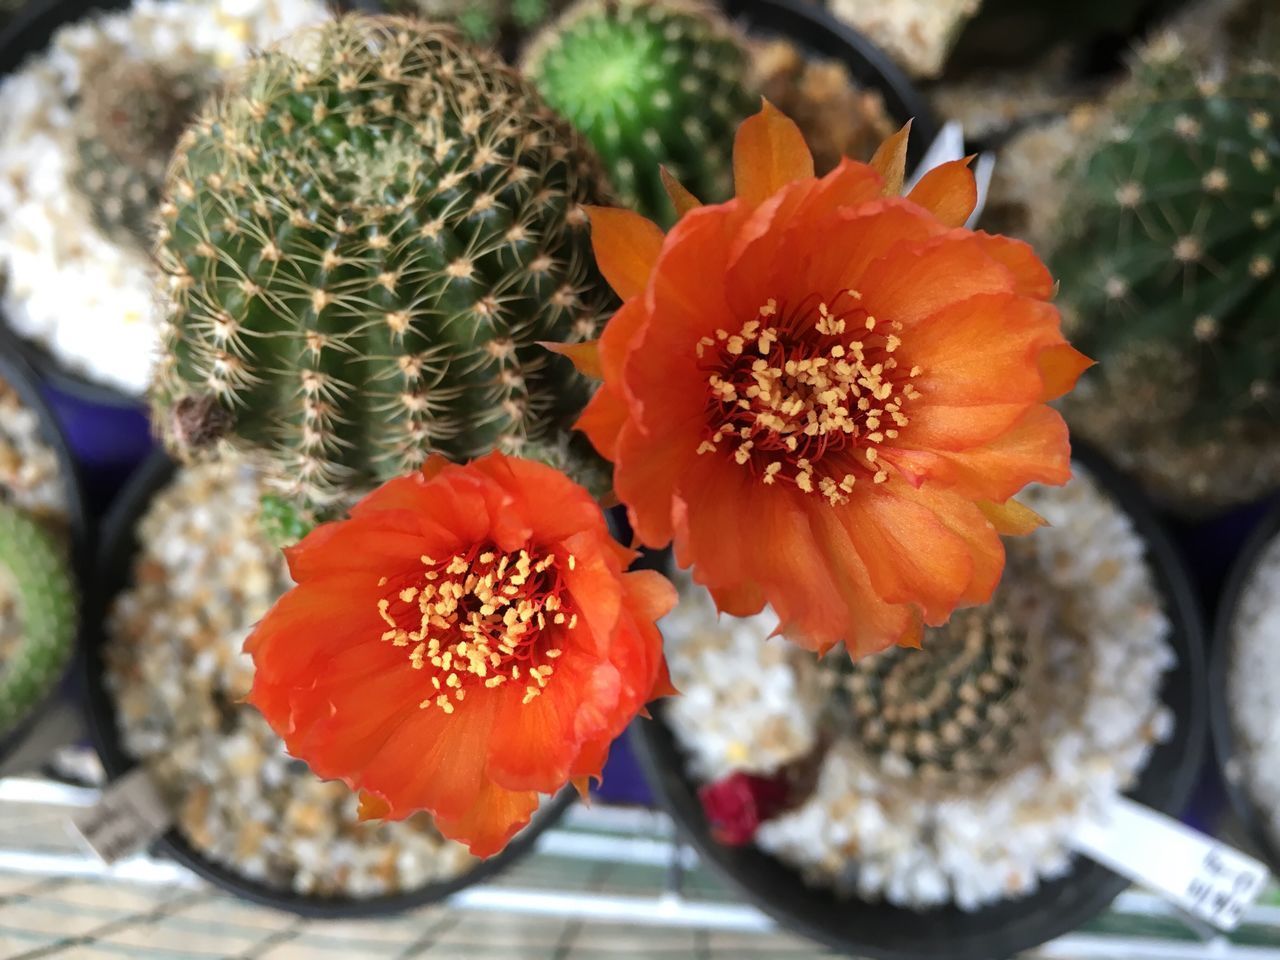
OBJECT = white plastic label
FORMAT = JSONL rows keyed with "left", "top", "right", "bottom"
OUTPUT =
{"left": 71, "top": 767, "right": 173, "bottom": 864}
{"left": 1071, "top": 795, "right": 1270, "bottom": 931}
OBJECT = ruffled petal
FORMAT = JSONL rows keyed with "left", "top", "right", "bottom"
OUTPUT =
{"left": 1038, "top": 342, "right": 1094, "bottom": 400}
{"left": 541, "top": 339, "right": 602, "bottom": 379}
{"left": 433, "top": 779, "right": 541, "bottom": 859}
{"left": 575, "top": 383, "right": 629, "bottom": 462}
{"left": 970, "top": 233, "right": 1055, "bottom": 299}
{"left": 661, "top": 166, "right": 702, "bottom": 218}
{"left": 979, "top": 498, "right": 1048, "bottom": 536}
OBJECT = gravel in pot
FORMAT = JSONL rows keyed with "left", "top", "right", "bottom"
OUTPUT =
{"left": 1211, "top": 496, "right": 1280, "bottom": 876}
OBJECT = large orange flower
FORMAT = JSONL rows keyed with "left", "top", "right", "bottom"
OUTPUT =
{"left": 245, "top": 452, "right": 676, "bottom": 857}
{"left": 557, "top": 102, "right": 1090, "bottom": 658}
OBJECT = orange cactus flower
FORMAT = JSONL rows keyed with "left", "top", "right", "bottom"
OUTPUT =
{"left": 244, "top": 452, "right": 676, "bottom": 857}
{"left": 555, "top": 102, "right": 1091, "bottom": 658}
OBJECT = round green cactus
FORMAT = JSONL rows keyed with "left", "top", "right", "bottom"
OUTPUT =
{"left": 387, "top": 0, "right": 560, "bottom": 47}
{"left": 1052, "top": 49, "right": 1280, "bottom": 511}
{"left": 152, "top": 16, "right": 614, "bottom": 509}
{"left": 524, "top": 0, "right": 757, "bottom": 226}
{"left": 0, "top": 502, "right": 78, "bottom": 738}
{"left": 72, "top": 50, "right": 213, "bottom": 248}
{"left": 825, "top": 577, "right": 1045, "bottom": 794}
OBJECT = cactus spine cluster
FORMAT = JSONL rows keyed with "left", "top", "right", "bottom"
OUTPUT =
{"left": 827, "top": 579, "right": 1045, "bottom": 794}
{"left": 1051, "top": 45, "right": 1280, "bottom": 511}
{"left": 0, "top": 502, "right": 77, "bottom": 738}
{"left": 72, "top": 49, "right": 213, "bottom": 248}
{"left": 152, "top": 16, "right": 614, "bottom": 510}
{"left": 524, "top": 0, "right": 757, "bottom": 226}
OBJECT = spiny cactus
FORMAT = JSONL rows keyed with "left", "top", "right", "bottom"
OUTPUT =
{"left": 0, "top": 502, "right": 77, "bottom": 738}
{"left": 387, "top": 0, "right": 559, "bottom": 48}
{"left": 825, "top": 574, "right": 1046, "bottom": 794}
{"left": 524, "top": 0, "right": 757, "bottom": 226}
{"left": 71, "top": 50, "right": 213, "bottom": 248}
{"left": 152, "top": 16, "right": 614, "bottom": 510}
{"left": 1052, "top": 49, "right": 1280, "bottom": 511}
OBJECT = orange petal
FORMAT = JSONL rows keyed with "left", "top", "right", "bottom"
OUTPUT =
{"left": 733, "top": 99, "right": 815, "bottom": 209}
{"left": 575, "top": 383, "right": 629, "bottom": 462}
{"left": 613, "top": 419, "right": 691, "bottom": 548}
{"left": 898, "top": 483, "right": 1005, "bottom": 608}
{"left": 1038, "top": 342, "right": 1094, "bottom": 400}
{"left": 897, "top": 405, "right": 1073, "bottom": 503}
{"left": 433, "top": 779, "right": 541, "bottom": 858}
{"left": 357, "top": 791, "right": 391, "bottom": 821}
{"left": 906, "top": 157, "right": 977, "bottom": 228}
{"left": 972, "top": 233, "right": 1056, "bottom": 300}
{"left": 978, "top": 498, "right": 1048, "bottom": 536}
{"left": 420, "top": 454, "right": 451, "bottom": 482}
{"left": 840, "top": 485, "right": 975, "bottom": 625}
{"left": 906, "top": 295, "right": 1069, "bottom": 407}
{"left": 661, "top": 166, "right": 702, "bottom": 218}
{"left": 541, "top": 339, "right": 602, "bottom": 379}
{"left": 585, "top": 205, "right": 664, "bottom": 300}
{"left": 706, "top": 578, "right": 767, "bottom": 618}
{"left": 869, "top": 120, "right": 912, "bottom": 196}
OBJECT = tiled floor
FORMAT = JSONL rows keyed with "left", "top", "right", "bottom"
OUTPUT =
{"left": 1, "top": 777, "right": 1279, "bottom": 958}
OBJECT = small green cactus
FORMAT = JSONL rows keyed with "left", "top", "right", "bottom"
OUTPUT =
{"left": 71, "top": 50, "right": 213, "bottom": 248}
{"left": 152, "top": 16, "right": 614, "bottom": 510}
{"left": 524, "top": 0, "right": 757, "bottom": 226}
{"left": 825, "top": 576, "right": 1045, "bottom": 794}
{"left": 0, "top": 502, "right": 77, "bottom": 738}
{"left": 1051, "top": 49, "right": 1280, "bottom": 511}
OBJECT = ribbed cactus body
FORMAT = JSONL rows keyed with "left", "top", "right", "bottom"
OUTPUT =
{"left": 0, "top": 503, "right": 77, "bottom": 737}
{"left": 828, "top": 584, "right": 1043, "bottom": 793}
{"left": 152, "top": 16, "right": 613, "bottom": 508}
{"left": 524, "top": 0, "right": 756, "bottom": 225}
{"left": 72, "top": 53, "right": 212, "bottom": 247}
{"left": 1052, "top": 55, "right": 1280, "bottom": 510}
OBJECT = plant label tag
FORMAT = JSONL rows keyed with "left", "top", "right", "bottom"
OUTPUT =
{"left": 1071, "top": 795, "right": 1270, "bottom": 931}
{"left": 71, "top": 768, "right": 172, "bottom": 864}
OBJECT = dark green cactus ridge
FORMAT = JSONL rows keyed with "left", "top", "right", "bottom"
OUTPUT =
{"left": 1053, "top": 55, "right": 1280, "bottom": 451}
{"left": 72, "top": 52, "right": 213, "bottom": 248}
{"left": 0, "top": 502, "right": 77, "bottom": 737}
{"left": 524, "top": 0, "right": 757, "bottom": 225}
{"left": 153, "top": 16, "right": 614, "bottom": 509}
{"left": 826, "top": 580, "right": 1044, "bottom": 794}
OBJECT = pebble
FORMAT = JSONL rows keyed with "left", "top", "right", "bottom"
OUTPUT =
{"left": 105, "top": 460, "right": 475, "bottom": 898}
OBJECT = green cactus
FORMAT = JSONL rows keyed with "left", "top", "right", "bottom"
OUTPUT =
{"left": 524, "top": 0, "right": 757, "bottom": 226}
{"left": 71, "top": 50, "right": 213, "bottom": 248}
{"left": 825, "top": 575, "right": 1045, "bottom": 794}
{"left": 1051, "top": 50, "right": 1280, "bottom": 511}
{"left": 152, "top": 16, "right": 614, "bottom": 510}
{"left": 386, "top": 0, "right": 559, "bottom": 48}
{"left": 0, "top": 502, "right": 77, "bottom": 738}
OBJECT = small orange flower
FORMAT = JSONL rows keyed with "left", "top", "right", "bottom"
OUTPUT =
{"left": 245, "top": 452, "right": 676, "bottom": 857}
{"left": 556, "top": 102, "right": 1091, "bottom": 657}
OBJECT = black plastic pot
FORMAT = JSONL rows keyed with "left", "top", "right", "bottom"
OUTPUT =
{"left": 84, "top": 452, "right": 573, "bottom": 918}
{"left": 726, "top": 0, "right": 939, "bottom": 171}
{"left": 0, "top": 329, "right": 90, "bottom": 770}
{"left": 635, "top": 441, "right": 1208, "bottom": 960}
{"left": 0, "top": 0, "right": 146, "bottom": 409}
{"left": 1210, "top": 496, "right": 1280, "bottom": 876}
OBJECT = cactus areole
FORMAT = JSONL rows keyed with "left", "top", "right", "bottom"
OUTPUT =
{"left": 153, "top": 16, "right": 614, "bottom": 509}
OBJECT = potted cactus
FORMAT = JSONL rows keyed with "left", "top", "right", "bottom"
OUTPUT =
{"left": 636, "top": 445, "right": 1207, "bottom": 960}
{"left": 149, "top": 14, "right": 614, "bottom": 517}
{"left": 0, "top": 336, "right": 85, "bottom": 773}
{"left": 523, "top": 0, "right": 935, "bottom": 226}
{"left": 0, "top": 0, "right": 331, "bottom": 404}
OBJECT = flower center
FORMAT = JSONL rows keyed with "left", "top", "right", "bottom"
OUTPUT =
{"left": 375, "top": 546, "right": 579, "bottom": 714}
{"left": 695, "top": 292, "right": 921, "bottom": 503}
